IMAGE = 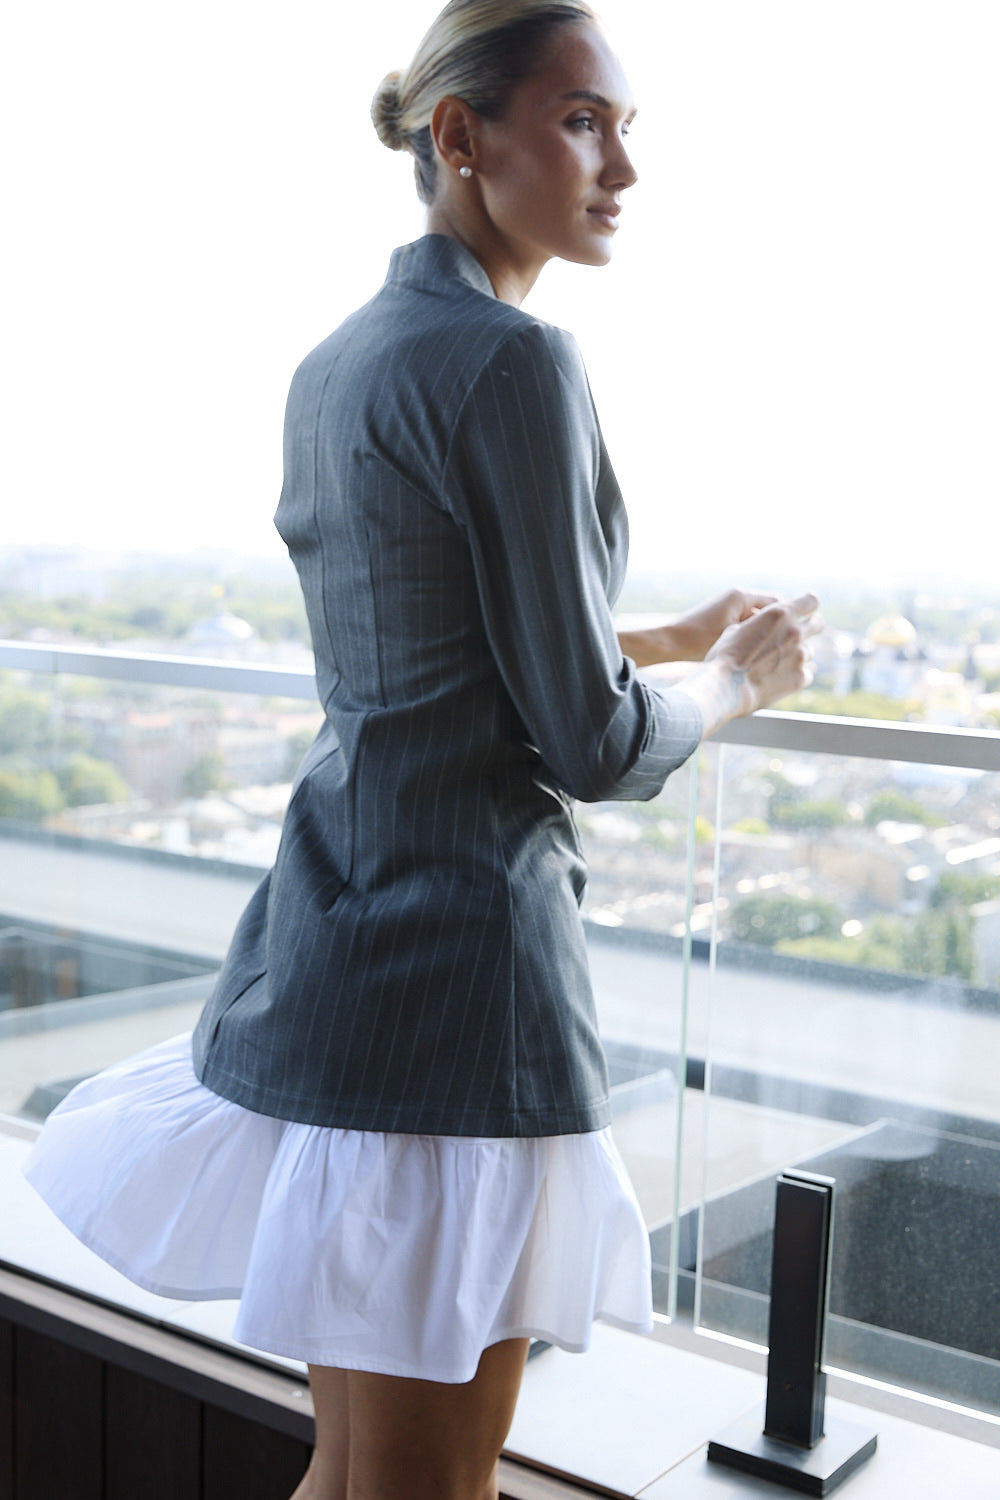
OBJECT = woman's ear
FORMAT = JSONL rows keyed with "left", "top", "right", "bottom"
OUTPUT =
{"left": 430, "top": 95, "right": 478, "bottom": 174}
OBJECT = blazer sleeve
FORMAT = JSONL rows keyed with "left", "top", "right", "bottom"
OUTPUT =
{"left": 443, "top": 320, "right": 703, "bottom": 803}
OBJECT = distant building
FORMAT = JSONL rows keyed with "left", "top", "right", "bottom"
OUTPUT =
{"left": 919, "top": 669, "right": 980, "bottom": 726}
{"left": 829, "top": 613, "right": 987, "bottom": 726}
{"left": 65, "top": 704, "right": 219, "bottom": 803}
{"left": 843, "top": 614, "right": 928, "bottom": 699}
{"left": 186, "top": 609, "right": 256, "bottom": 658}
{"left": 2, "top": 546, "right": 129, "bottom": 601}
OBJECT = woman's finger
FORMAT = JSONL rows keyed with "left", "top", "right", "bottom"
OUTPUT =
{"left": 740, "top": 590, "right": 779, "bottom": 615}
{"left": 788, "top": 591, "right": 820, "bottom": 619}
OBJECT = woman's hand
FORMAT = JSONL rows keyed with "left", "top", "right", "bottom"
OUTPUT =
{"left": 664, "top": 589, "right": 779, "bottom": 661}
{"left": 678, "top": 593, "right": 823, "bottom": 736}
{"left": 618, "top": 588, "right": 777, "bottom": 667}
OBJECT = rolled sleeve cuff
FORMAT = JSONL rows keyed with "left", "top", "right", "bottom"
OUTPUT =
{"left": 598, "top": 682, "right": 704, "bottom": 802}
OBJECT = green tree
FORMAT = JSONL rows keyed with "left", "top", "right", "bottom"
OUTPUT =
{"left": 731, "top": 817, "right": 770, "bottom": 837}
{"left": 283, "top": 728, "right": 316, "bottom": 780}
{"left": 930, "top": 871, "right": 1000, "bottom": 908}
{"left": 183, "top": 752, "right": 227, "bottom": 798}
{"left": 0, "top": 682, "right": 52, "bottom": 755}
{"left": 57, "top": 754, "right": 130, "bottom": 807}
{"left": 730, "top": 894, "right": 845, "bottom": 947}
{"left": 865, "top": 790, "right": 945, "bottom": 828}
{"left": 128, "top": 605, "right": 169, "bottom": 632}
{"left": 640, "top": 821, "right": 677, "bottom": 852}
{"left": 771, "top": 798, "right": 848, "bottom": 831}
{"left": 777, "top": 915, "right": 903, "bottom": 972}
{"left": 777, "top": 909, "right": 977, "bottom": 982}
{"left": 900, "top": 907, "right": 977, "bottom": 981}
{"left": 0, "top": 767, "right": 64, "bottom": 821}
{"left": 781, "top": 689, "right": 917, "bottom": 722}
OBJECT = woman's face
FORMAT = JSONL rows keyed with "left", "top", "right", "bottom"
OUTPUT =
{"left": 474, "top": 23, "right": 637, "bottom": 280}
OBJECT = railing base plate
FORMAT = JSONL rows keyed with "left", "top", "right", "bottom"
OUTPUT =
{"left": 708, "top": 1404, "right": 877, "bottom": 1495}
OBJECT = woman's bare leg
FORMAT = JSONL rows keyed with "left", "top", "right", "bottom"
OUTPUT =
{"left": 345, "top": 1337, "right": 529, "bottom": 1500}
{"left": 289, "top": 1365, "right": 350, "bottom": 1500}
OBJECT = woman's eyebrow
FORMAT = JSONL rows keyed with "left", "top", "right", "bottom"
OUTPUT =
{"left": 560, "top": 88, "right": 637, "bottom": 119}
{"left": 561, "top": 88, "right": 611, "bottom": 107}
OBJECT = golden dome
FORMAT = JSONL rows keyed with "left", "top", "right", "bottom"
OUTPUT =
{"left": 868, "top": 614, "right": 917, "bottom": 648}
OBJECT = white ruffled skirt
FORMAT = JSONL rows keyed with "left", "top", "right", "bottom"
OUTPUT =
{"left": 22, "top": 1033, "right": 653, "bottom": 1382}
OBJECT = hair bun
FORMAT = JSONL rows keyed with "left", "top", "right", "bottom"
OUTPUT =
{"left": 371, "top": 71, "right": 406, "bottom": 151}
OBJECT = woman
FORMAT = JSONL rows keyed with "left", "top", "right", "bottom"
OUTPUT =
{"left": 25, "top": 3, "right": 821, "bottom": 1496}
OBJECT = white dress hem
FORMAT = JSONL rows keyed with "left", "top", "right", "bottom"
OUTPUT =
{"left": 23, "top": 1031, "right": 655, "bottom": 1385}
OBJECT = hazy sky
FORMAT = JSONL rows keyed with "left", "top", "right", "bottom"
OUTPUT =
{"left": 4, "top": 2, "right": 998, "bottom": 587}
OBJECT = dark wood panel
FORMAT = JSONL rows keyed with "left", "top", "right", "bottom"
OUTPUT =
{"left": 14, "top": 1324, "right": 102, "bottom": 1500}
{"left": 203, "top": 1403, "right": 310, "bottom": 1500}
{"left": 0, "top": 1270, "right": 314, "bottom": 1445}
{"left": 105, "top": 1363, "right": 201, "bottom": 1500}
{"left": 499, "top": 1456, "right": 612, "bottom": 1500}
{"left": 0, "top": 1319, "right": 13, "bottom": 1500}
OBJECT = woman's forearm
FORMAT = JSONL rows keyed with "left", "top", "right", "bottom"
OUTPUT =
{"left": 616, "top": 624, "right": 687, "bottom": 668}
{"left": 617, "top": 632, "right": 754, "bottom": 738}
{"left": 671, "top": 659, "right": 753, "bottom": 740}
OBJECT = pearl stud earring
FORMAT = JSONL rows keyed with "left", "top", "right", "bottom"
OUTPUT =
{"left": 459, "top": 165, "right": 472, "bottom": 178}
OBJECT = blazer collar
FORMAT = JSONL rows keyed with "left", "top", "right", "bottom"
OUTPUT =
{"left": 386, "top": 235, "right": 497, "bottom": 301}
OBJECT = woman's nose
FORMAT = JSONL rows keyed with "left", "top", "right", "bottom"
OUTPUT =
{"left": 605, "top": 135, "right": 638, "bottom": 191}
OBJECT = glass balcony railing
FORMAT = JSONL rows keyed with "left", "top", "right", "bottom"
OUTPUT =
{"left": 2, "top": 638, "right": 999, "bottom": 1422}
{"left": 0, "top": 641, "right": 321, "bottom": 1119}
{"left": 683, "top": 726, "right": 1000, "bottom": 1418}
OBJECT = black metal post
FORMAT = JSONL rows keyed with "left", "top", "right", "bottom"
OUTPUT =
{"left": 707, "top": 1169, "right": 877, "bottom": 1495}
{"left": 764, "top": 1169, "right": 834, "bottom": 1447}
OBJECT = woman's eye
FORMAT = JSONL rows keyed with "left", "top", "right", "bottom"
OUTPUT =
{"left": 569, "top": 115, "right": 597, "bottom": 132}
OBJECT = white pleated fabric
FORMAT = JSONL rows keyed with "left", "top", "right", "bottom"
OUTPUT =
{"left": 22, "top": 1033, "right": 653, "bottom": 1382}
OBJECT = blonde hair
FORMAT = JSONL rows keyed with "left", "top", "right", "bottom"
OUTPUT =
{"left": 372, "top": 0, "right": 599, "bottom": 204}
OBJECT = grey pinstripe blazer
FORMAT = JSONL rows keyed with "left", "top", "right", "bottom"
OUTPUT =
{"left": 192, "top": 235, "right": 702, "bottom": 1135}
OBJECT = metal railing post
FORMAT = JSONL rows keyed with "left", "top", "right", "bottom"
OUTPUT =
{"left": 707, "top": 1171, "right": 878, "bottom": 1495}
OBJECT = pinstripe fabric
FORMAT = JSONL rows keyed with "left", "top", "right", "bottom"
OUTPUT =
{"left": 192, "top": 235, "right": 702, "bottom": 1135}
